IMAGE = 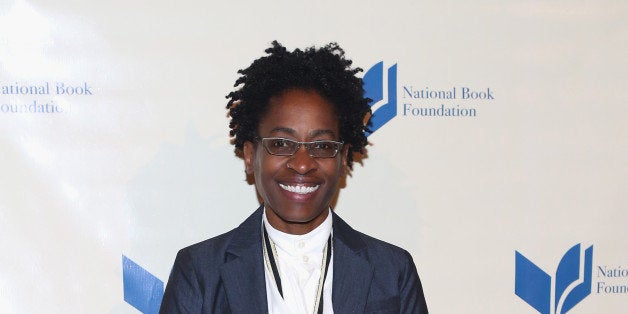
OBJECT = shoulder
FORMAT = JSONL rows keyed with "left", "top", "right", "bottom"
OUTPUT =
{"left": 166, "top": 228, "right": 240, "bottom": 291}
{"left": 361, "top": 231, "right": 413, "bottom": 259}
{"left": 175, "top": 229, "right": 237, "bottom": 266}
{"left": 351, "top": 227, "right": 417, "bottom": 271}
{"left": 332, "top": 212, "right": 416, "bottom": 269}
{"left": 172, "top": 206, "right": 263, "bottom": 271}
{"left": 331, "top": 211, "right": 428, "bottom": 312}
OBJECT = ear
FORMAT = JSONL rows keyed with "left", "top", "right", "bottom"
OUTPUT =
{"left": 340, "top": 144, "right": 349, "bottom": 170}
{"left": 243, "top": 141, "right": 256, "bottom": 174}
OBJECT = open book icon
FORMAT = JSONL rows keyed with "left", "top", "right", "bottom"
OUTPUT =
{"left": 363, "top": 61, "right": 397, "bottom": 136}
{"left": 515, "top": 244, "right": 593, "bottom": 314}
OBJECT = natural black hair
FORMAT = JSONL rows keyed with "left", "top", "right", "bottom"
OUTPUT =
{"left": 226, "top": 41, "right": 371, "bottom": 169}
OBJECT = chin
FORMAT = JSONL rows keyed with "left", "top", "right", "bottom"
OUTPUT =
{"left": 277, "top": 206, "right": 327, "bottom": 223}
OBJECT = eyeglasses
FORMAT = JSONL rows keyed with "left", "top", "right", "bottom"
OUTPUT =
{"left": 259, "top": 137, "right": 344, "bottom": 158}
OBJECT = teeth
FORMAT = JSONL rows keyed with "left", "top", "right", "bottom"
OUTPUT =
{"left": 279, "top": 184, "right": 320, "bottom": 194}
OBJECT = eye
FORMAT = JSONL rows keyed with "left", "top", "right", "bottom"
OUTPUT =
{"left": 271, "top": 138, "right": 293, "bottom": 148}
{"left": 312, "top": 141, "right": 333, "bottom": 150}
{"left": 312, "top": 141, "right": 338, "bottom": 153}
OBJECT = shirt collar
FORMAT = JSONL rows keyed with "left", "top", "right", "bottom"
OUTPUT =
{"left": 262, "top": 207, "right": 333, "bottom": 256}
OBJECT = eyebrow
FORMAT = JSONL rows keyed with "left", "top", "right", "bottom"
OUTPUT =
{"left": 268, "top": 127, "right": 337, "bottom": 138}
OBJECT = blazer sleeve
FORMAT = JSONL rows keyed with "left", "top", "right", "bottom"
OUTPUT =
{"left": 400, "top": 250, "right": 429, "bottom": 313}
{"left": 160, "top": 249, "right": 203, "bottom": 313}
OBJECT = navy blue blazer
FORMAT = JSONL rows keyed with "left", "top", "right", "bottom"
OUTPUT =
{"left": 160, "top": 207, "right": 428, "bottom": 313}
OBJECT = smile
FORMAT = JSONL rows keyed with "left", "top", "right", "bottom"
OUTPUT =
{"left": 279, "top": 183, "right": 320, "bottom": 194}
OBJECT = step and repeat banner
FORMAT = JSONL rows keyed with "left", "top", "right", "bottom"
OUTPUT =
{"left": 1, "top": 0, "right": 626, "bottom": 313}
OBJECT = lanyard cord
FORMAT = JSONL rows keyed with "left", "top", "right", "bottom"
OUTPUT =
{"left": 263, "top": 225, "right": 283, "bottom": 296}
{"left": 262, "top": 224, "right": 332, "bottom": 314}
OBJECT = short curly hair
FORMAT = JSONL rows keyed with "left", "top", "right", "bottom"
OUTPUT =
{"left": 226, "top": 41, "right": 371, "bottom": 169}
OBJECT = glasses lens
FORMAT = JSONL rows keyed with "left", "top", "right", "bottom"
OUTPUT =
{"left": 261, "top": 138, "right": 342, "bottom": 157}
{"left": 263, "top": 138, "right": 297, "bottom": 156}
{"left": 307, "top": 141, "right": 340, "bottom": 158}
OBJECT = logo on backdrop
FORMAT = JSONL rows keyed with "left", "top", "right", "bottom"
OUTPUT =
{"left": 362, "top": 61, "right": 495, "bottom": 135}
{"left": 123, "top": 255, "right": 164, "bottom": 313}
{"left": 515, "top": 244, "right": 593, "bottom": 314}
{"left": 363, "top": 61, "right": 397, "bottom": 136}
{"left": 0, "top": 81, "right": 93, "bottom": 114}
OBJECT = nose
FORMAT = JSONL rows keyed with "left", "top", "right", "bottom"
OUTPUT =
{"left": 286, "top": 144, "right": 317, "bottom": 174}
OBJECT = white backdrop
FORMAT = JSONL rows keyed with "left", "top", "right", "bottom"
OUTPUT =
{"left": 1, "top": 0, "right": 626, "bottom": 313}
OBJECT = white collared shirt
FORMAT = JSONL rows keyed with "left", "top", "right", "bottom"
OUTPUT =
{"left": 263, "top": 208, "right": 334, "bottom": 314}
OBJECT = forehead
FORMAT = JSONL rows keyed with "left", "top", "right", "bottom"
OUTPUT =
{"left": 258, "top": 89, "right": 339, "bottom": 138}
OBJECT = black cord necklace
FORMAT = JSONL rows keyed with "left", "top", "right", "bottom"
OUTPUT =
{"left": 262, "top": 224, "right": 332, "bottom": 314}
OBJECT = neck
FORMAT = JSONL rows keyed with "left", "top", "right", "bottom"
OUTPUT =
{"left": 264, "top": 207, "right": 330, "bottom": 235}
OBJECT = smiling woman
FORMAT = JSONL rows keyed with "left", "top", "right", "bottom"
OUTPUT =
{"left": 160, "top": 41, "right": 428, "bottom": 314}
{"left": 244, "top": 89, "right": 345, "bottom": 236}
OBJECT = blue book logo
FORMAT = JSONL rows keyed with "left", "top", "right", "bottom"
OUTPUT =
{"left": 515, "top": 244, "right": 593, "bottom": 314}
{"left": 363, "top": 61, "right": 397, "bottom": 136}
{"left": 123, "top": 255, "right": 164, "bottom": 313}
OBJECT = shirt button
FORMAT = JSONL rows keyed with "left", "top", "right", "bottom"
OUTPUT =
{"left": 298, "top": 241, "right": 305, "bottom": 248}
{"left": 302, "top": 255, "right": 309, "bottom": 263}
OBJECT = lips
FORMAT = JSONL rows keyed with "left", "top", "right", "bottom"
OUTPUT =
{"left": 279, "top": 183, "right": 320, "bottom": 194}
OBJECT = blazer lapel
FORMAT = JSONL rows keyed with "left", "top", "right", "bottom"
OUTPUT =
{"left": 220, "top": 207, "right": 268, "bottom": 313}
{"left": 331, "top": 213, "right": 374, "bottom": 313}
